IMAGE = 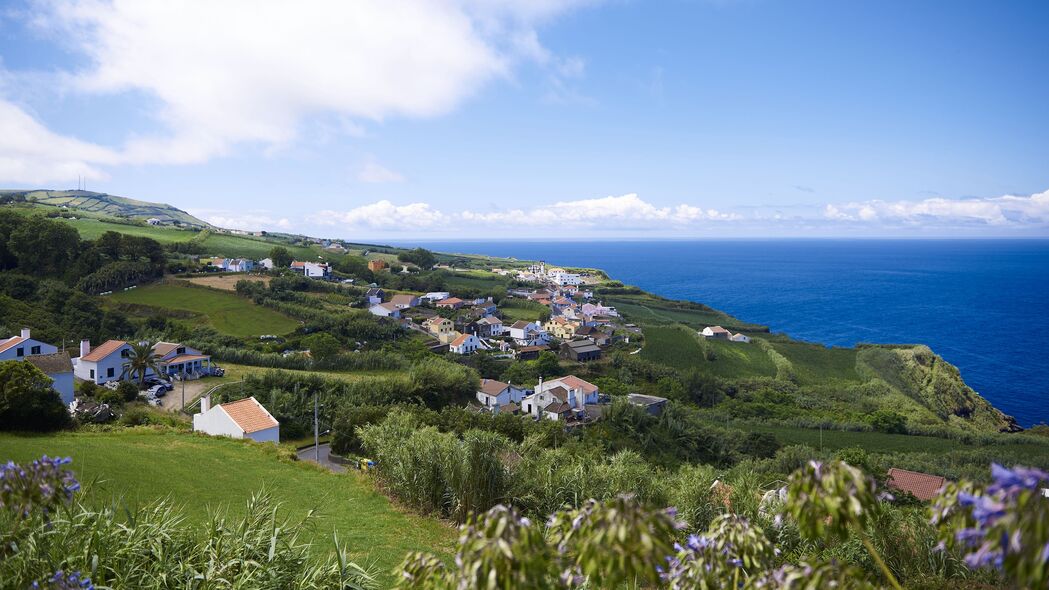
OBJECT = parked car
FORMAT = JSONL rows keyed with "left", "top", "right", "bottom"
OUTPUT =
{"left": 145, "top": 384, "right": 167, "bottom": 398}
{"left": 211, "top": 367, "right": 225, "bottom": 377}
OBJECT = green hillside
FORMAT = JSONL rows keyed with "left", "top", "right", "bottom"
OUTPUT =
{"left": 1, "top": 189, "right": 211, "bottom": 227}
{"left": 0, "top": 430, "right": 454, "bottom": 583}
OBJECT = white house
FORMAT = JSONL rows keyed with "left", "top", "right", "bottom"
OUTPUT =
{"left": 152, "top": 341, "right": 212, "bottom": 377}
{"left": 193, "top": 396, "right": 279, "bottom": 443}
{"left": 476, "top": 378, "right": 527, "bottom": 413}
{"left": 581, "top": 302, "right": 619, "bottom": 317}
{"left": 421, "top": 291, "right": 451, "bottom": 303}
{"left": 730, "top": 333, "right": 751, "bottom": 343}
{"left": 508, "top": 321, "right": 547, "bottom": 345}
{"left": 521, "top": 385, "right": 576, "bottom": 421}
{"left": 146, "top": 217, "right": 162, "bottom": 225}
{"left": 291, "top": 261, "right": 331, "bottom": 278}
{"left": 449, "top": 333, "right": 481, "bottom": 355}
{"left": 259, "top": 258, "right": 274, "bottom": 270}
{"left": 548, "top": 270, "right": 582, "bottom": 286}
{"left": 537, "top": 375, "right": 600, "bottom": 406}
{"left": 475, "top": 316, "right": 505, "bottom": 337}
{"left": 701, "top": 326, "right": 731, "bottom": 340}
{"left": 25, "top": 352, "right": 75, "bottom": 405}
{"left": 390, "top": 293, "right": 421, "bottom": 309}
{"left": 0, "top": 328, "right": 58, "bottom": 361}
{"left": 73, "top": 339, "right": 133, "bottom": 384}
{"left": 369, "top": 302, "right": 402, "bottom": 318}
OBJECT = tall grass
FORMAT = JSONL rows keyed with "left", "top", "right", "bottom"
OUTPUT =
{"left": 0, "top": 492, "right": 376, "bottom": 589}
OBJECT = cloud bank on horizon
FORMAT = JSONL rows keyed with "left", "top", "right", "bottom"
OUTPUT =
{"left": 1, "top": 0, "right": 1048, "bottom": 238}
{"left": 190, "top": 189, "right": 1049, "bottom": 238}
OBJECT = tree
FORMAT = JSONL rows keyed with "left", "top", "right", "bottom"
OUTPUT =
{"left": 269, "top": 246, "right": 293, "bottom": 269}
{"left": 116, "top": 380, "right": 140, "bottom": 403}
{"left": 868, "top": 410, "right": 907, "bottom": 434}
{"left": 8, "top": 216, "right": 81, "bottom": 278}
{"left": 124, "top": 341, "right": 160, "bottom": 387}
{"left": 397, "top": 247, "right": 436, "bottom": 269}
{"left": 304, "top": 332, "right": 340, "bottom": 362}
{"left": 533, "top": 351, "right": 562, "bottom": 379}
{"left": 0, "top": 360, "right": 70, "bottom": 431}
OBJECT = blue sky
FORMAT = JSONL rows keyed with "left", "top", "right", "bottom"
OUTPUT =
{"left": 1, "top": 0, "right": 1048, "bottom": 239}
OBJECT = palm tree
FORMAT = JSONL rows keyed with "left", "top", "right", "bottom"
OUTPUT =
{"left": 125, "top": 341, "right": 160, "bottom": 387}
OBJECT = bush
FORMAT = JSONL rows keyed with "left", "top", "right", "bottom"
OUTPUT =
{"left": 95, "top": 388, "right": 124, "bottom": 408}
{"left": 0, "top": 360, "right": 70, "bottom": 431}
{"left": 116, "top": 380, "right": 140, "bottom": 402}
{"left": 869, "top": 410, "right": 907, "bottom": 434}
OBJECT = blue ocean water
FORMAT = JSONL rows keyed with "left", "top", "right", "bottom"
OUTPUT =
{"left": 405, "top": 240, "right": 1049, "bottom": 427}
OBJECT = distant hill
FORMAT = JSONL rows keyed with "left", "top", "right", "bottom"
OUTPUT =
{"left": 0, "top": 189, "right": 211, "bottom": 228}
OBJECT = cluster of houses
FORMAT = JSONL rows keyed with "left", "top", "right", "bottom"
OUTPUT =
{"left": 473, "top": 374, "right": 668, "bottom": 423}
{"left": 199, "top": 255, "right": 334, "bottom": 279}
{"left": 364, "top": 265, "right": 623, "bottom": 362}
{"left": 701, "top": 325, "right": 751, "bottom": 343}
{"left": 1, "top": 326, "right": 283, "bottom": 443}
{"left": 0, "top": 328, "right": 215, "bottom": 406}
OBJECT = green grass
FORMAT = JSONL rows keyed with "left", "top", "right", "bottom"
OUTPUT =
{"left": 217, "top": 362, "right": 405, "bottom": 385}
{"left": 109, "top": 282, "right": 300, "bottom": 337}
{"left": 498, "top": 298, "right": 548, "bottom": 322}
{"left": 605, "top": 294, "right": 765, "bottom": 331}
{"left": 766, "top": 340, "right": 861, "bottom": 384}
{"left": 62, "top": 217, "right": 200, "bottom": 243}
{"left": 0, "top": 430, "right": 453, "bottom": 582}
{"left": 641, "top": 325, "right": 777, "bottom": 378}
{"left": 196, "top": 232, "right": 319, "bottom": 260}
{"left": 442, "top": 271, "right": 508, "bottom": 293}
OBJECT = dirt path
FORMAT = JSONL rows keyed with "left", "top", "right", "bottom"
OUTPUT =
{"left": 160, "top": 378, "right": 223, "bottom": 412}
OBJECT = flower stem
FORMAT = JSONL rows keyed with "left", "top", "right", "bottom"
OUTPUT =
{"left": 860, "top": 534, "right": 903, "bottom": 590}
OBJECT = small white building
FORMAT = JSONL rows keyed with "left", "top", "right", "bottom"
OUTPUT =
{"left": 390, "top": 293, "right": 421, "bottom": 309}
{"left": 476, "top": 378, "right": 527, "bottom": 412}
{"left": 25, "top": 352, "right": 75, "bottom": 405}
{"left": 193, "top": 396, "right": 280, "bottom": 443}
{"left": 146, "top": 217, "right": 162, "bottom": 225}
{"left": 259, "top": 258, "right": 274, "bottom": 270}
{"left": 0, "top": 328, "right": 58, "bottom": 361}
{"left": 73, "top": 339, "right": 134, "bottom": 384}
{"left": 421, "top": 292, "right": 451, "bottom": 303}
{"left": 291, "top": 261, "right": 331, "bottom": 279}
{"left": 701, "top": 325, "right": 731, "bottom": 339}
{"left": 508, "top": 321, "right": 545, "bottom": 345}
{"left": 369, "top": 302, "right": 402, "bottom": 318}
{"left": 450, "top": 333, "right": 481, "bottom": 355}
{"left": 730, "top": 333, "right": 751, "bottom": 343}
{"left": 548, "top": 270, "right": 582, "bottom": 286}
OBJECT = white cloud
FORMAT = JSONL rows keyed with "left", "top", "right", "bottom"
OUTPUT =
{"left": 357, "top": 161, "right": 404, "bottom": 184}
{"left": 311, "top": 193, "right": 741, "bottom": 234}
{"left": 0, "top": 98, "right": 119, "bottom": 183}
{"left": 190, "top": 209, "right": 291, "bottom": 232}
{"left": 310, "top": 200, "right": 448, "bottom": 230}
{"left": 822, "top": 190, "right": 1049, "bottom": 227}
{"left": 0, "top": 0, "right": 591, "bottom": 182}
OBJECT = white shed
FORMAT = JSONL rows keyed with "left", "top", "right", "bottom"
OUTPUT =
{"left": 193, "top": 396, "right": 280, "bottom": 443}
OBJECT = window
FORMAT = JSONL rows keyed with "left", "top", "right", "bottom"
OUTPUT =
{"left": 177, "top": 347, "right": 185, "bottom": 354}
{"left": 107, "top": 367, "right": 114, "bottom": 378}
{"left": 16, "top": 347, "right": 23, "bottom": 357}
{"left": 31, "top": 345, "right": 41, "bottom": 355}
{"left": 90, "top": 369, "right": 95, "bottom": 379}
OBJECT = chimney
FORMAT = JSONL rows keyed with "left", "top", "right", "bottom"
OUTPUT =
{"left": 79, "top": 339, "right": 91, "bottom": 358}
{"left": 20, "top": 327, "right": 30, "bottom": 339}
{"left": 201, "top": 395, "right": 211, "bottom": 414}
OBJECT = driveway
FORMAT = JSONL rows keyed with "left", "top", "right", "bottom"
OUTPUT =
{"left": 159, "top": 378, "right": 224, "bottom": 412}
{"left": 297, "top": 443, "right": 347, "bottom": 473}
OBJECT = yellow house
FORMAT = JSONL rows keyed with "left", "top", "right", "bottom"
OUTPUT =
{"left": 543, "top": 317, "right": 579, "bottom": 340}
{"left": 424, "top": 316, "right": 456, "bottom": 341}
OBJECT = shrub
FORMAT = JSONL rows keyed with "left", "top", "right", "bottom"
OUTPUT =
{"left": 869, "top": 410, "right": 907, "bottom": 434}
{"left": 116, "top": 380, "right": 140, "bottom": 402}
{"left": 0, "top": 360, "right": 70, "bottom": 431}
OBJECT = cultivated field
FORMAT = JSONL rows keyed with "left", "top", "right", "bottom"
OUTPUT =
{"left": 184, "top": 274, "right": 271, "bottom": 291}
{"left": 108, "top": 282, "right": 300, "bottom": 337}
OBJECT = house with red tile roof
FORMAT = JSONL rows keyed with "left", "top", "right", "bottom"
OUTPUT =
{"left": 73, "top": 339, "right": 133, "bottom": 384}
{"left": 449, "top": 333, "right": 481, "bottom": 355}
{"left": 193, "top": 395, "right": 280, "bottom": 443}
{"left": 887, "top": 468, "right": 946, "bottom": 501}
{"left": 0, "top": 328, "right": 58, "bottom": 361}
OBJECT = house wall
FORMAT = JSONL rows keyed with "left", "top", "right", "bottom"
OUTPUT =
{"left": 247, "top": 426, "right": 280, "bottom": 443}
{"left": 49, "top": 372, "right": 75, "bottom": 405}
{"left": 193, "top": 408, "right": 245, "bottom": 438}
{"left": 75, "top": 353, "right": 131, "bottom": 384}
{"left": 0, "top": 339, "right": 58, "bottom": 361}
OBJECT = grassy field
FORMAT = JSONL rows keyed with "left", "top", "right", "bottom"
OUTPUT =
{"left": 0, "top": 430, "right": 453, "bottom": 582}
{"left": 62, "top": 217, "right": 199, "bottom": 244}
{"left": 641, "top": 325, "right": 777, "bottom": 378}
{"left": 184, "top": 274, "right": 271, "bottom": 291}
{"left": 216, "top": 362, "right": 405, "bottom": 385}
{"left": 769, "top": 340, "right": 861, "bottom": 384}
{"left": 605, "top": 294, "right": 766, "bottom": 331}
{"left": 498, "top": 298, "right": 548, "bottom": 322}
{"left": 441, "top": 270, "right": 508, "bottom": 293}
{"left": 109, "top": 282, "right": 300, "bottom": 337}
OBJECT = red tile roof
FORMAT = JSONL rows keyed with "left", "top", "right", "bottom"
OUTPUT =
{"left": 887, "top": 468, "right": 946, "bottom": 501}
{"left": 0, "top": 336, "right": 26, "bottom": 354}
{"left": 479, "top": 379, "right": 510, "bottom": 396}
{"left": 220, "top": 397, "right": 279, "bottom": 434}
{"left": 80, "top": 340, "right": 128, "bottom": 362}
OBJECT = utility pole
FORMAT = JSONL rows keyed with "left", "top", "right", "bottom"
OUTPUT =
{"left": 314, "top": 391, "right": 320, "bottom": 463}
{"left": 181, "top": 373, "right": 186, "bottom": 411}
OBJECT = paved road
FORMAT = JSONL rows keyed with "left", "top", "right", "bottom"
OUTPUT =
{"left": 297, "top": 443, "right": 346, "bottom": 473}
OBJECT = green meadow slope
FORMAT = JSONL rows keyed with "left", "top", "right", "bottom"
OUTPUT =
{"left": 1, "top": 189, "right": 211, "bottom": 227}
{"left": 0, "top": 430, "right": 453, "bottom": 583}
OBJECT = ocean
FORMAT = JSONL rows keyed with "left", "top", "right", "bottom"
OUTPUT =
{"left": 403, "top": 239, "right": 1049, "bottom": 427}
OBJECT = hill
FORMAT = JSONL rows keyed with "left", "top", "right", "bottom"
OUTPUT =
{"left": 0, "top": 189, "right": 211, "bottom": 227}
{"left": 0, "top": 429, "right": 454, "bottom": 584}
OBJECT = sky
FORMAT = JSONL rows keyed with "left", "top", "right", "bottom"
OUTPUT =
{"left": 1, "top": 0, "right": 1048, "bottom": 239}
